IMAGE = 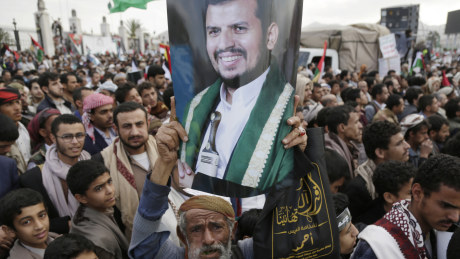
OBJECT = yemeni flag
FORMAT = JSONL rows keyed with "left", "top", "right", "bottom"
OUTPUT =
{"left": 410, "top": 51, "right": 423, "bottom": 75}
{"left": 159, "top": 43, "right": 171, "bottom": 73}
{"left": 109, "top": 0, "right": 154, "bottom": 13}
{"left": 30, "top": 36, "right": 44, "bottom": 62}
{"left": 312, "top": 41, "right": 327, "bottom": 83}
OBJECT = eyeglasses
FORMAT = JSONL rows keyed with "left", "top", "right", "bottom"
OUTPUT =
{"left": 56, "top": 132, "right": 86, "bottom": 143}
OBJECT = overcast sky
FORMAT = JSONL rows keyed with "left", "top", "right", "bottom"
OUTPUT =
{"left": 1, "top": 0, "right": 459, "bottom": 35}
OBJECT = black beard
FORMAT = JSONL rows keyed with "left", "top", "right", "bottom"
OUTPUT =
{"left": 120, "top": 135, "right": 147, "bottom": 151}
{"left": 220, "top": 54, "right": 271, "bottom": 91}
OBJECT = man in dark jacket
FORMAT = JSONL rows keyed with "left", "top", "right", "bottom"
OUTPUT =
{"left": 37, "top": 72, "right": 72, "bottom": 114}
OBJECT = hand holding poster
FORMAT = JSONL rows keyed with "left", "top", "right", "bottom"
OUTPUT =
{"left": 168, "top": 0, "right": 303, "bottom": 196}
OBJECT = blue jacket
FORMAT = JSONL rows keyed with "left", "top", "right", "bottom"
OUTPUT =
{"left": 37, "top": 94, "right": 72, "bottom": 114}
{"left": 83, "top": 129, "right": 109, "bottom": 155}
{"left": 0, "top": 156, "right": 19, "bottom": 200}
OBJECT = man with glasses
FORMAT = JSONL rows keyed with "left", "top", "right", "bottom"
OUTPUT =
{"left": 20, "top": 114, "right": 91, "bottom": 234}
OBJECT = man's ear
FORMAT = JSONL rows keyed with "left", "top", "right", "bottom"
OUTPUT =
{"left": 383, "top": 192, "right": 397, "bottom": 205}
{"left": 75, "top": 99, "right": 83, "bottom": 109}
{"left": 411, "top": 183, "right": 424, "bottom": 203}
{"left": 428, "top": 130, "right": 436, "bottom": 139}
{"left": 38, "top": 128, "right": 47, "bottom": 138}
{"left": 74, "top": 194, "right": 88, "bottom": 205}
{"left": 338, "top": 123, "right": 345, "bottom": 134}
{"left": 375, "top": 148, "right": 385, "bottom": 160}
{"left": 42, "top": 86, "right": 49, "bottom": 94}
{"left": 266, "top": 22, "right": 279, "bottom": 50}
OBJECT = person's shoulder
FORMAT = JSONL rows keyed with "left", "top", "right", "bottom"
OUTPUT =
{"left": 0, "top": 155, "right": 15, "bottom": 166}
{"left": 351, "top": 239, "right": 378, "bottom": 259}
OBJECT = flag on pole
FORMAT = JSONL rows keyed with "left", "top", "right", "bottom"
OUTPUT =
{"left": 30, "top": 36, "right": 44, "bottom": 62}
{"left": 109, "top": 0, "right": 154, "bottom": 13}
{"left": 410, "top": 51, "right": 423, "bottom": 75}
{"left": 159, "top": 43, "right": 171, "bottom": 73}
{"left": 312, "top": 41, "right": 327, "bottom": 83}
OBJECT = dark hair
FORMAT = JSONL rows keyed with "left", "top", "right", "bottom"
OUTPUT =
{"left": 0, "top": 188, "right": 45, "bottom": 230}
{"left": 147, "top": 65, "right": 165, "bottom": 79}
{"left": 442, "top": 132, "right": 460, "bottom": 157}
{"left": 236, "top": 209, "right": 261, "bottom": 240}
{"left": 418, "top": 95, "right": 435, "bottom": 112}
{"left": 323, "top": 73, "right": 333, "bottom": 80}
{"left": 373, "top": 161, "right": 416, "bottom": 197}
{"left": 367, "top": 71, "right": 379, "bottom": 78}
{"left": 137, "top": 81, "right": 156, "bottom": 96}
{"left": 387, "top": 70, "right": 396, "bottom": 76}
{"left": 313, "top": 82, "right": 321, "bottom": 89}
{"left": 29, "top": 78, "right": 39, "bottom": 87}
{"left": 60, "top": 73, "right": 76, "bottom": 85}
{"left": 370, "top": 84, "right": 386, "bottom": 99}
{"left": 315, "top": 106, "right": 332, "bottom": 128}
{"left": 113, "top": 101, "right": 147, "bottom": 127}
{"left": 44, "top": 233, "right": 96, "bottom": 259}
{"left": 72, "top": 87, "right": 93, "bottom": 103}
{"left": 428, "top": 115, "right": 449, "bottom": 133}
{"left": 405, "top": 120, "right": 430, "bottom": 140}
{"left": 339, "top": 70, "right": 349, "bottom": 80}
{"left": 405, "top": 87, "right": 423, "bottom": 105}
{"left": 386, "top": 94, "right": 403, "bottom": 110}
{"left": 325, "top": 148, "right": 349, "bottom": 183}
{"left": 363, "top": 121, "right": 401, "bottom": 160}
{"left": 38, "top": 72, "right": 59, "bottom": 89}
{"left": 115, "top": 82, "right": 137, "bottom": 104}
{"left": 407, "top": 76, "right": 426, "bottom": 87}
{"left": 364, "top": 77, "right": 375, "bottom": 89}
{"left": 0, "top": 114, "right": 19, "bottom": 142}
{"left": 414, "top": 154, "right": 460, "bottom": 196}
{"left": 326, "top": 105, "right": 355, "bottom": 134}
{"left": 344, "top": 88, "right": 361, "bottom": 103}
{"left": 331, "top": 192, "right": 349, "bottom": 216}
{"left": 445, "top": 98, "right": 460, "bottom": 119}
{"left": 67, "top": 160, "right": 109, "bottom": 196}
{"left": 51, "top": 114, "right": 83, "bottom": 136}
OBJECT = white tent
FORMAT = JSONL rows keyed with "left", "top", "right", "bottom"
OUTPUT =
{"left": 300, "top": 23, "right": 391, "bottom": 72}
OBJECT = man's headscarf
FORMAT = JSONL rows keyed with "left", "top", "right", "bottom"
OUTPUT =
{"left": 0, "top": 88, "right": 20, "bottom": 105}
{"left": 400, "top": 114, "right": 425, "bottom": 137}
{"left": 27, "top": 108, "right": 61, "bottom": 149}
{"left": 82, "top": 93, "right": 114, "bottom": 143}
{"left": 179, "top": 195, "right": 235, "bottom": 220}
{"left": 97, "top": 80, "right": 118, "bottom": 94}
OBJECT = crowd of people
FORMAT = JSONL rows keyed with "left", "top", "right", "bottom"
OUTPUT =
{"left": 1, "top": 1, "right": 460, "bottom": 259}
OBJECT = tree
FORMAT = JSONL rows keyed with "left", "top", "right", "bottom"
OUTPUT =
{"left": 0, "top": 28, "right": 11, "bottom": 45}
{"left": 426, "top": 31, "right": 440, "bottom": 50}
{"left": 126, "top": 19, "right": 141, "bottom": 38}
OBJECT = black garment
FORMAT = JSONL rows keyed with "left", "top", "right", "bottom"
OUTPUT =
{"left": 344, "top": 175, "right": 373, "bottom": 222}
{"left": 83, "top": 129, "right": 109, "bottom": 155}
{"left": 37, "top": 94, "right": 72, "bottom": 114}
{"left": 19, "top": 166, "right": 70, "bottom": 234}
{"left": 357, "top": 197, "right": 386, "bottom": 225}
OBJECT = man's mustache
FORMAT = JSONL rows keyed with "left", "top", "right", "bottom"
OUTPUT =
{"left": 128, "top": 135, "right": 144, "bottom": 141}
{"left": 214, "top": 47, "right": 247, "bottom": 61}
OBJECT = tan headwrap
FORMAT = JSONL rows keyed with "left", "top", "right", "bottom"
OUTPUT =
{"left": 179, "top": 195, "right": 235, "bottom": 219}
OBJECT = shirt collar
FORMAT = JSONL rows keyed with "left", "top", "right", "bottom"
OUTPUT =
{"left": 219, "top": 67, "right": 270, "bottom": 109}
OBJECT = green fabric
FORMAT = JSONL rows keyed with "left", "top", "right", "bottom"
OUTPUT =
{"left": 180, "top": 63, "right": 294, "bottom": 191}
{"left": 110, "top": 0, "right": 153, "bottom": 13}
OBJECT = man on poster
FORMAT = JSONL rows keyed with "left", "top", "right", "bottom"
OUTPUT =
{"left": 179, "top": 0, "right": 303, "bottom": 194}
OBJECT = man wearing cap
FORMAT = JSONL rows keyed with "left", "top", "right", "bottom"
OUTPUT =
{"left": 27, "top": 108, "right": 61, "bottom": 169}
{"left": 82, "top": 93, "right": 116, "bottom": 155}
{"left": 97, "top": 80, "right": 118, "bottom": 102}
{"left": 400, "top": 114, "right": 433, "bottom": 168}
{"left": 113, "top": 73, "right": 127, "bottom": 87}
{"left": 332, "top": 193, "right": 359, "bottom": 257}
{"left": 37, "top": 72, "right": 73, "bottom": 114}
{"left": 129, "top": 117, "right": 253, "bottom": 258}
{"left": 0, "top": 88, "right": 31, "bottom": 173}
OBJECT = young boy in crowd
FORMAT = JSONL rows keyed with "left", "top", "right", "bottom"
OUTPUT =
{"left": 44, "top": 233, "right": 98, "bottom": 259}
{"left": 332, "top": 193, "right": 360, "bottom": 258}
{"left": 66, "top": 160, "right": 128, "bottom": 259}
{"left": 0, "top": 188, "right": 59, "bottom": 258}
{"left": 325, "top": 149, "right": 350, "bottom": 193}
{"left": 357, "top": 161, "right": 416, "bottom": 225}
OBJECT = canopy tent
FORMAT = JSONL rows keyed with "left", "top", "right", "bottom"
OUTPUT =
{"left": 300, "top": 23, "right": 391, "bottom": 72}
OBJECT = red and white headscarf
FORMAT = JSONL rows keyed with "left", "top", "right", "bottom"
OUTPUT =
{"left": 82, "top": 93, "right": 114, "bottom": 143}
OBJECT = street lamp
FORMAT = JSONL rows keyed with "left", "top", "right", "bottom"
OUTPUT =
{"left": 13, "top": 18, "right": 21, "bottom": 51}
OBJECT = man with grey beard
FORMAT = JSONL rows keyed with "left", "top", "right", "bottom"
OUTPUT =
{"left": 128, "top": 108, "right": 253, "bottom": 258}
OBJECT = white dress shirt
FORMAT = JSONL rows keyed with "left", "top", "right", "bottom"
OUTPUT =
{"left": 16, "top": 122, "right": 31, "bottom": 163}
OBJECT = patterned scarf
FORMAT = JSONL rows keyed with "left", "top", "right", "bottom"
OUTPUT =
{"left": 380, "top": 199, "right": 428, "bottom": 258}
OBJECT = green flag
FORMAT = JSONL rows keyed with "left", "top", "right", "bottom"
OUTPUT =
{"left": 109, "top": 0, "right": 154, "bottom": 13}
{"left": 410, "top": 51, "right": 423, "bottom": 75}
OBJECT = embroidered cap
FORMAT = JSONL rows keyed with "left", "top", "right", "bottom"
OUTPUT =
{"left": 337, "top": 207, "right": 352, "bottom": 232}
{"left": 179, "top": 195, "right": 235, "bottom": 220}
{"left": 400, "top": 114, "right": 425, "bottom": 137}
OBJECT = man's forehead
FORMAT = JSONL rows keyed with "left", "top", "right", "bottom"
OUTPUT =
{"left": 57, "top": 123, "right": 84, "bottom": 134}
{"left": 117, "top": 109, "right": 146, "bottom": 123}
{"left": 206, "top": 0, "right": 258, "bottom": 24}
{"left": 186, "top": 208, "right": 229, "bottom": 222}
